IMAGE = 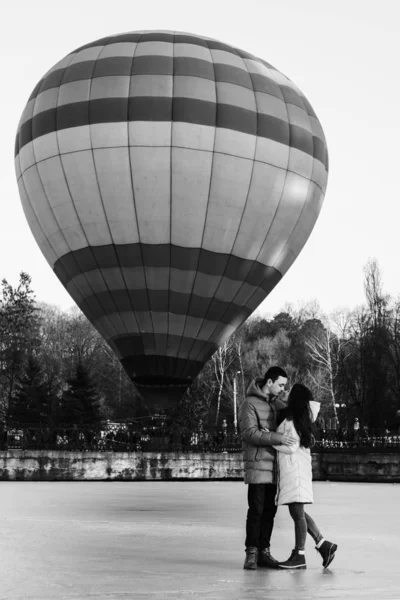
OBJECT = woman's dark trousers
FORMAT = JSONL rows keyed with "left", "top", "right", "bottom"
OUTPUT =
{"left": 288, "top": 502, "right": 323, "bottom": 550}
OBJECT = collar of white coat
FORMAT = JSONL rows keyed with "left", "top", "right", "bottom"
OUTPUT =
{"left": 309, "top": 401, "right": 320, "bottom": 422}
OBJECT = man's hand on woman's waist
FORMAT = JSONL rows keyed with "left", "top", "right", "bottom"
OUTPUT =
{"left": 262, "top": 428, "right": 297, "bottom": 446}
{"left": 280, "top": 431, "right": 298, "bottom": 445}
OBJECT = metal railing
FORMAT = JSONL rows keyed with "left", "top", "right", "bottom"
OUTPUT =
{"left": 0, "top": 424, "right": 241, "bottom": 453}
{"left": 1, "top": 424, "right": 400, "bottom": 453}
{"left": 313, "top": 429, "right": 400, "bottom": 453}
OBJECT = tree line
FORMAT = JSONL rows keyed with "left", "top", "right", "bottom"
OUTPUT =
{"left": 1, "top": 259, "right": 399, "bottom": 433}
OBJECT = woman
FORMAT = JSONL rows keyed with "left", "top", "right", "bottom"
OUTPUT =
{"left": 272, "top": 383, "right": 337, "bottom": 569}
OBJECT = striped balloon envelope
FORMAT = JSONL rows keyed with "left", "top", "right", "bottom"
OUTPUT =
{"left": 15, "top": 31, "right": 328, "bottom": 410}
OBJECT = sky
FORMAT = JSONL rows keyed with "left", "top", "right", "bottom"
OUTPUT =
{"left": 2, "top": 0, "right": 399, "bottom": 319}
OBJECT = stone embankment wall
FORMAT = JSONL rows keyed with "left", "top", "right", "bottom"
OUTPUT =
{"left": 1, "top": 451, "right": 399, "bottom": 482}
{"left": 0, "top": 451, "right": 242, "bottom": 481}
{"left": 312, "top": 452, "right": 400, "bottom": 482}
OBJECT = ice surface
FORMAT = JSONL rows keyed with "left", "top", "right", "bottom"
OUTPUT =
{"left": 0, "top": 480, "right": 399, "bottom": 599}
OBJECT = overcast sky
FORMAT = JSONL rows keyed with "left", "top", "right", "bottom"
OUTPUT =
{"left": 2, "top": 0, "right": 399, "bottom": 318}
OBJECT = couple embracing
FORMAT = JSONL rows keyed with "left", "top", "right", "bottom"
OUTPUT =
{"left": 238, "top": 366, "right": 337, "bottom": 570}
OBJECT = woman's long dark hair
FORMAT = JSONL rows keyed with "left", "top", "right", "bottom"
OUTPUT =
{"left": 281, "top": 383, "right": 314, "bottom": 448}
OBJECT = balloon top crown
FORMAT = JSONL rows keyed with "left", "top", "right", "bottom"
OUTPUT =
{"left": 15, "top": 30, "right": 328, "bottom": 408}
{"left": 16, "top": 29, "right": 328, "bottom": 169}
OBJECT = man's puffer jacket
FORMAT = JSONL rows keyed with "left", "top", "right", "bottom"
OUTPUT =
{"left": 238, "top": 378, "right": 287, "bottom": 484}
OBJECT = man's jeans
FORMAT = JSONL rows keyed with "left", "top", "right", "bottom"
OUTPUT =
{"left": 245, "top": 484, "right": 277, "bottom": 550}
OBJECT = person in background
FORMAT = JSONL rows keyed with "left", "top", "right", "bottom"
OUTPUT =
{"left": 238, "top": 366, "right": 296, "bottom": 570}
{"left": 353, "top": 417, "right": 360, "bottom": 441}
{"left": 272, "top": 383, "right": 337, "bottom": 570}
{"left": 221, "top": 418, "right": 228, "bottom": 441}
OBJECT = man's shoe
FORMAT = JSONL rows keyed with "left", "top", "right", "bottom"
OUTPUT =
{"left": 243, "top": 547, "right": 258, "bottom": 570}
{"left": 278, "top": 549, "right": 306, "bottom": 570}
{"left": 257, "top": 548, "right": 279, "bottom": 568}
{"left": 316, "top": 540, "right": 337, "bottom": 568}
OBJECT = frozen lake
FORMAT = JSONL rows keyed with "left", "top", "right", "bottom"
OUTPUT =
{"left": 0, "top": 480, "right": 399, "bottom": 599}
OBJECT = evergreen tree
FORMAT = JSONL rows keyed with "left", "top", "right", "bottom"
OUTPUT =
{"left": 57, "top": 361, "right": 102, "bottom": 424}
{"left": 8, "top": 355, "right": 51, "bottom": 425}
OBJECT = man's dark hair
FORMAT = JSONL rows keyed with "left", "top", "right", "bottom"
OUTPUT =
{"left": 261, "top": 366, "right": 288, "bottom": 386}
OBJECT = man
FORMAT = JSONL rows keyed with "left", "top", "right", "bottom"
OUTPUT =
{"left": 238, "top": 366, "right": 296, "bottom": 570}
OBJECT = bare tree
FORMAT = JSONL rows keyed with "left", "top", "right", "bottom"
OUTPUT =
{"left": 387, "top": 298, "right": 400, "bottom": 404}
{"left": 0, "top": 273, "right": 39, "bottom": 416}
{"left": 362, "top": 259, "right": 391, "bottom": 428}
{"left": 212, "top": 339, "right": 236, "bottom": 425}
{"left": 242, "top": 330, "right": 291, "bottom": 380}
{"left": 234, "top": 334, "right": 247, "bottom": 402}
{"left": 305, "top": 322, "right": 340, "bottom": 422}
{"left": 364, "top": 258, "right": 389, "bottom": 327}
{"left": 36, "top": 303, "right": 70, "bottom": 398}
{"left": 281, "top": 300, "right": 322, "bottom": 330}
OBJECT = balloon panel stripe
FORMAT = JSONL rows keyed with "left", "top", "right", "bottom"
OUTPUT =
{"left": 53, "top": 243, "right": 282, "bottom": 290}
{"left": 16, "top": 99, "right": 325, "bottom": 166}
{"left": 78, "top": 288, "right": 255, "bottom": 324}
{"left": 120, "top": 353, "right": 204, "bottom": 382}
{"left": 22, "top": 74, "right": 286, "bottom": 123}
{"left": 27, "top": 57, "right": 280, "bottom": 103}
{"left": 68, "top": 267, "right": 260, "bottom": 303}
{"left": 112, "top": 333, "right": 217, "bottom": 359}
{"left": 72, "top": 32, "right": 277, "bottom": 65}
{"left": 93, "top": 311, "right": 235, "bottom": 340}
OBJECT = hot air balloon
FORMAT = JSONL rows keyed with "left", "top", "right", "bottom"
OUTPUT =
{"left": 14, "top": 31, "right": 328, "bottom": 411}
